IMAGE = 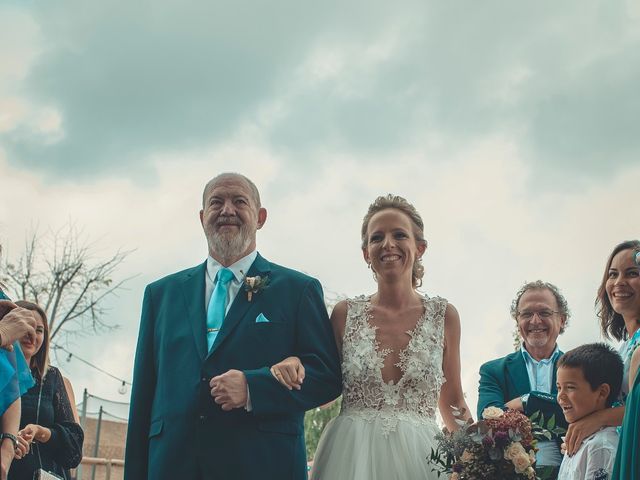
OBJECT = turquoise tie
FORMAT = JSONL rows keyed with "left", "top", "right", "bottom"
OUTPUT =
{"left": 206, "top": 268, "right": 234, "bottom": 351}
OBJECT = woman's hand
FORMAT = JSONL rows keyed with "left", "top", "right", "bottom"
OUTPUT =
{"left": 0, "top": 303, "right": 36, "bottom": 350}
{"left": 563, "top": 405, "right": 624, "bottom": 456}
{"left": 270, "top": 356, "right": 305, "bottom": 390}
{"left": 13, "top": 434, "right": 30, "bottom": 460}
{"left": 18, "top": 424, "right": 51, "bottom": 445}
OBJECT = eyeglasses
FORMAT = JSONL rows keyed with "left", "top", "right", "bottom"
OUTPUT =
{"left": 516, "top": 310, "right": 560, "bottom": 321}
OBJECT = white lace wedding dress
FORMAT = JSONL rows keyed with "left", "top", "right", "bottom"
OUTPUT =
{"left": 311, "top": 294, "right": 447, "bottom": 480}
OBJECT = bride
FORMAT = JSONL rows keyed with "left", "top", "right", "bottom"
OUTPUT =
{"left": 271, "top": 194, "right": 472, "bottom": 480}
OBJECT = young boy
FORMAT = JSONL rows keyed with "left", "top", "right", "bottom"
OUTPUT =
{"left": 556, "top": 343, "right": 623, "bottom": 480}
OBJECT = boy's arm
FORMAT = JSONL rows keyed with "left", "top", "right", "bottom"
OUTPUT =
{"left": 564, "top": 407, "right": 624, "bottom": 456}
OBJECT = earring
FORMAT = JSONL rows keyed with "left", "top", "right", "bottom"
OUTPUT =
{"left": 367, "top": 262, "right": 371, "bottom": 269}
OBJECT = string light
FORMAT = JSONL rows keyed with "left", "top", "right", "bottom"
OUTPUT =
{"left": 118, "top": 381, "right": 128, "bottom": 395}
{"left": 51, "top": 343, "right": 132, "bottom": 395}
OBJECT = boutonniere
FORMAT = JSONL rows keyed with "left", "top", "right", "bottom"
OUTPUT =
{"left": 241, "top": 272, "right": 270, "bottom": 301}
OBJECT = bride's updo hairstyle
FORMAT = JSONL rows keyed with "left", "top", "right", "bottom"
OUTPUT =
{"left": 360, "top": 194, "right": 427, "bottom": 288}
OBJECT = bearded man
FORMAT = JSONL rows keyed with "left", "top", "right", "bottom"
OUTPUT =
{"left": 125, "top": 173, "right": 341, "bottom": 480}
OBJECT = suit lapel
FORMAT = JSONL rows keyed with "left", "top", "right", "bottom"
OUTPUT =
{"left": 181, "top": 262, "right": 208, "bottom": 361}
{"left": 505, "top": 350, "right": 531, "bottom": 396}
{"left": 207, "top": 253, "right": 272, "bottom": 359}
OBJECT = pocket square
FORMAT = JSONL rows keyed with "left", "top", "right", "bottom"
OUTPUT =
{"left": 255, "top": 313, "right": 270, "bottom": 323}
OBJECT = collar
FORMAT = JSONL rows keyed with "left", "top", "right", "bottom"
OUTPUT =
{"left": 521, "top": 343, "right": 561, "bottom": 364}
{"left": 206, "top": 250, "right": 258, "bottom": 284}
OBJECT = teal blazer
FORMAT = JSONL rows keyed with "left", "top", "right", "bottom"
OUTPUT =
{"left": 124, "top": 254, "right": 342, "bottom": 480}
{"left": 477, "top": 349, "right": 566, "bottom": 430}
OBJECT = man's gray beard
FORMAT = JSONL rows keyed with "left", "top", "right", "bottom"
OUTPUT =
{"left": 208, "top": 228, "right": 253, "bottom": 264}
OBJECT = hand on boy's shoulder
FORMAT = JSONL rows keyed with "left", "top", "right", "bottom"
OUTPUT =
{"left": 563, "top": 410, "right": 608, "bottom": 457}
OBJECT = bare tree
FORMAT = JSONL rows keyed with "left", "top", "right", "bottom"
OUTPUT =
{"left": 1, "top": 225, "right": 133, "bottom": 340}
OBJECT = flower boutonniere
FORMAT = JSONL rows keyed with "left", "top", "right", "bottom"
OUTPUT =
{"left": 242, "top": 272, "right": 270, "bottom": 302}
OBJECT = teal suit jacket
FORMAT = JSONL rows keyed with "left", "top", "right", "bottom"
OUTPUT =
{"left": 477, "top": 349, "right": 566, "bottom": 430}
{"left": 124, "top": 254, "right": 342, "bottom": 480}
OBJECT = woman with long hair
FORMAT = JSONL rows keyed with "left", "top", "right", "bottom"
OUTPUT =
{"left": 9, "top": 301, "right": 83, "bottom": 480}
{"left": 594, "top": 240, "right": 640, "bottom": 480}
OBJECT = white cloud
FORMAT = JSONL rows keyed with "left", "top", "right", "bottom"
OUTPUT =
{"left": 1, "top": 0, "right": 638, "bottom": 422}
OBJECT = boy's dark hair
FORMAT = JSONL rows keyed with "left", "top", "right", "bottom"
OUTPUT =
{"left": 557, "top": 343, "right": 623, "bottom": 407}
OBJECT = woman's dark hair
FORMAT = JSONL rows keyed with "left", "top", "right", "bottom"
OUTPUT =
{"left": 557, "top": 343, "right": 623, "bottom": 407}
{"left": 596, "top": 240, "right": 640, "bottom": 341}
{"left": 14, "top": 300, "right": 50, "bottom": 381}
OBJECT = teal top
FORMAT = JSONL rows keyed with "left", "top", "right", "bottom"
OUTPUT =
{"left": 612, "top": 367, "right": 640, "bottom": 479}
{"left": 0, "top": 289, "right": 35, "bottom": 415}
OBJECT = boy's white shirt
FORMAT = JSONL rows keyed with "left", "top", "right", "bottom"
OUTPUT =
{"left": 557, "top": 426, "right": 619, "bottom": 480}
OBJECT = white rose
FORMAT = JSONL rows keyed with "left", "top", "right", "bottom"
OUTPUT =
{"left": 504, "top": 442, "right": 525, "bottom": 461}
{"left": 512, "top": 452, "right": 532, "bottom": 473}
{"left": 482, "top": 406, "right": 504, "bottom": 420}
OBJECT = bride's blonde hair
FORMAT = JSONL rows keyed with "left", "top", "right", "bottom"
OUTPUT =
{"left": 360, "top": 194, "right": 427, "bottom": 288}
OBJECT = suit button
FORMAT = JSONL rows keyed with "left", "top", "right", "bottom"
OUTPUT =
{"left": 201, "top": 377, "right": 207, "bottom": 382}
{"left": 199, "top": 415, "right": 206, "bottom": 421}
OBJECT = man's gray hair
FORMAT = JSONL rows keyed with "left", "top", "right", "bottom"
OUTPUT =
{"left": 202, "top": 172, "right": 261, "bottom": 209}
{"left": 510, "top": 280, "right": 571, "bottom": 333}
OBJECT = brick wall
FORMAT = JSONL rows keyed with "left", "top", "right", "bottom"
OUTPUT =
{"left": 75, "top": 417, "right": 127, "bottom": 480}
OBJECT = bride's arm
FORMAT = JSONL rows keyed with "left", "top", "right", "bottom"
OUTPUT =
{"left": 270, "top": 301, "right": 346, "bottom": 390}
{"left": 329, "top": 300, "right": 347, "bottom": 359}
{"left": 438, "top": 303, "right": 473, "bottom": 431}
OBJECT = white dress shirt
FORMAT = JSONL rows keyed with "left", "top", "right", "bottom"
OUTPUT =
{"left": 205, "top": 251, "right": 258, "bottom": 311}
{"left": 521, "top": 344, "right": 563, "bottom": 467}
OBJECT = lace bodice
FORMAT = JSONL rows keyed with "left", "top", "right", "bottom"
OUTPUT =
{"left": 340, "top": 294, "right": 447, "bottom": 433}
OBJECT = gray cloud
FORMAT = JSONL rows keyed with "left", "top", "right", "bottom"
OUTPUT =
{"left": 2, "top": 0, "right": 638, "bottom": 181}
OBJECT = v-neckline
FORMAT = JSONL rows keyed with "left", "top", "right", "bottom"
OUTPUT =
{"left": 363, "top": 294, "right": 428, "bottom": 387}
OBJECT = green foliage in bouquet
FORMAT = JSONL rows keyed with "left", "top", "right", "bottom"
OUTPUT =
{"left": 529, "top": 411, "right": 566, "bottom": 442}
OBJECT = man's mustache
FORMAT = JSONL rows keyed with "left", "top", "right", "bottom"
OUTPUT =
{"left": 216, "top": 217, "right": 242, "bottom": 226}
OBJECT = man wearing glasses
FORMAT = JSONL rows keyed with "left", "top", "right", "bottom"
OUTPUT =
{"left": 478, "top": 280, "right": 570, "bottom": 480}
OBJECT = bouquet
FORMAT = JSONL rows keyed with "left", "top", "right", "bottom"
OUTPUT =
{"left": 429, "top": 407, "right": 538, "bottom": 480}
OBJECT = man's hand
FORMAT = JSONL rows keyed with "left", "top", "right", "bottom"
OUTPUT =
{"left": 210, "top": 370, "right": 248, "bottom": 411}
{"left": 504, "top": 396, "right": 524, "bottom": 412}
{"left": 0, "top": 302, "right": 37, "bottom": 350}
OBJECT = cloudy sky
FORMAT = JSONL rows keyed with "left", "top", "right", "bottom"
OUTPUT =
{"left": 1, "top": 0, "right": 639, "bottom": 419}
